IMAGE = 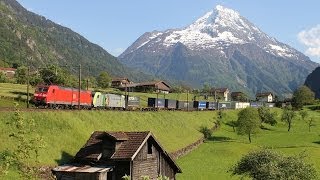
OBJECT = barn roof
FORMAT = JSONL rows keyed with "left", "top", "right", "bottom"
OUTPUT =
{"left": 74, "top": 131, "right": 181, "bottom": 173}
{"left": 256, "top": 92, "right": 273, "bottom": 97}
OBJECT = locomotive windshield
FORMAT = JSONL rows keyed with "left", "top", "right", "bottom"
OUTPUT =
{"left": 37, "top": 87, "right": 48, "bottom": 92}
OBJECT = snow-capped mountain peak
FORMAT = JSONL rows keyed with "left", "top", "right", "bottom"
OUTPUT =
{"left": 122, "top": 5, "right": 304, "bottom": 60}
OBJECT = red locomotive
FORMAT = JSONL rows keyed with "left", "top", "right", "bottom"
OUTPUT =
{"left": 33, "top": 85, "right": 92, "bottom": 109}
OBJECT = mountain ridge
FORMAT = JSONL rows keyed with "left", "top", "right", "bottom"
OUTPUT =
{"left": 0, "top": 0, "right": 150, "bottom": 82}
{"left": 119, "top": 5, "right": 318, "bottom": 97}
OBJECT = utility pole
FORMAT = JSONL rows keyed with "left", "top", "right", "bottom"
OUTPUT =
{"left": 187, "top": 90, "right": 189, "bottom": 111}
{"left": 27, "top": 66, "right": 30, "bottom": 108}
{"left": 156, "top": 85, "right": 159, "bottom": 109}
{"left": 78, "top": 64, "right": 81, "bottom": 110}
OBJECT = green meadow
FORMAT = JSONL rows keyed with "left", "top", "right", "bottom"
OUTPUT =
{"left": 1, "top": 83, "right": 320, "bottom": 179}
{"left": 176, "top": 109, "right": 320, "bottom": 179}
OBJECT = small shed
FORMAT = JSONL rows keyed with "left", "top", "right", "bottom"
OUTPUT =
{"left": 52, "top": 131, "right": 181, "bottom": 180}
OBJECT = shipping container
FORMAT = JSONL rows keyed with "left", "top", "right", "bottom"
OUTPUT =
{"left": 165, "top": 99, "right": 177, "bottom": 110}
{"left": 207, "top": 102, "right": 217, "bottom": 110}
{"left": 148, "top": 98, "right": 165, "bottom": 109}
{"left": 193, "top": 101, "right": 207, "bottom": 110}
{"left": 105, "top": 94, "right": 125, "bottom": 109}
{"left": 176, "top": 100, "right": 193, "bottom": 110}
{"left": 231, "top": 102, "right": 250, "bottom": 109}
{"left": 127, "top": 96, "right": 140, "bottom": 109}
{"left": 218, "top": 102, "right": 232, "bottom": 109}
{"left": 250, "top": 102, "right": 264, "bottom": 108}
{"left": 265, "top": 103, "right": 275, "bottom": 108}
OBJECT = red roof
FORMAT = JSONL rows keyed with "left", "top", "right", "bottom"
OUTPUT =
{"left": 0, "top": 67, "right": 16, "bottom": 71}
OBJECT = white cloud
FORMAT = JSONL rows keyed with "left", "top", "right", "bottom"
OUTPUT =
{"left": 298, "top": 25, "right": 320, "bottom": 58}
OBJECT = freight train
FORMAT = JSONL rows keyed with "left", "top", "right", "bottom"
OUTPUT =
{"left": 33, "top": 85, "right": 274, "bottom": 110}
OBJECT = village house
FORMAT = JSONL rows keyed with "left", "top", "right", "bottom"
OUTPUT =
{"left": 210, "top": 88, "right": 229, "bottom": 101}
{"left": 231, "top": 91, "right": 247, "bottom": 102}
{"left": 111, "top": 77, "right": 132, "bottom": 88}
{"left": 0, "top": 67, "right": 16, "bottom": 78}
{"left": 52, "top": 131, "right": 181, "bottom": 180}
{"left": 256, "top": 92, "right": 273, "bottom": 102}
{"left": 120, "top": 81, "right": 171, "bottom": 94}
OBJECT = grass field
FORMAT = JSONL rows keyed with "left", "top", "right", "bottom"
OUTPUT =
{"left": 0, "top": 110, "right": 216, "bottom": 166}
{"left": 176, "top": 108, "right": 320, "bottom": 179}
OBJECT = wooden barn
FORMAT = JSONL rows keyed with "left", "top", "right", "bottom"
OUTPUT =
{"left": 52, "top": 131, "right": 182, "bottom": 180}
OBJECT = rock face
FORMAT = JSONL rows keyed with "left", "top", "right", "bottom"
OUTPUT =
{"left": 0, "top": 0, "right": 149, "bottom": 81}
{"left": 305, "top": 67, "right": 320, "bottom": 99}
{"left": 119, "top": 5, "right": 318, "bottom": 96}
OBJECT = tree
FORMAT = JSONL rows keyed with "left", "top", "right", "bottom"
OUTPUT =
{"left": 258, "top": 106, "right": 277, "bottom": 126}
{"left": 292, "top": 86, "right": 315, "bottom": 109}
{"left": 231, "top": 149, "right": 317, "bottom": 180}
{"left": 1, "top": 104, "right": 45, "bottom": 178}
{"left": 281, "top": 105, "right": 295, "bottom": 132}
{"left": 307, "top": 117, "right": 316, "bottom": 132}
{"left": 236, "top": 108, "right": 260, "bottom": 143}
{"left": 299, "top": 110, "right": 308, "bottom": 121}
{"left": 39, "top": 65, "right": 67, "bottom": 85}
{"left": 97, "top": 72, "right": 111, "bottom": 89}
{"left": 199, "top": 126, "right": 212, "bottom": 140}
{"left": 0, "top": 72, "right": 8, "bottom": 83}
{"left": 15, "top": 66, "right": 28, "bottom": 84}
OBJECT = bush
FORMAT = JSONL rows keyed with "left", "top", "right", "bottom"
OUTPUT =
{"left": 231, "top": 149, "right": 317, "bottom": 180}
{"left": 199, "top": 126, "right": 212, "bottom": 140}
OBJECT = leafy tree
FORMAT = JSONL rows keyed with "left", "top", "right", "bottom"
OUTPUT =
{"left": 199, "top": 126, "right": 212, "bottom": 140}
{"left": 307, "top": 117, "right": 316, "bottom": 132}
{"left": 29, "top": 73, "right": 43, "bottom": 86}
{"left": 281, "top": 105, "right": 295, "bottom": 132}
{"left": 202, "top": 83, "right": 211, "bottom": 94}
{"left": 231, "top": 149, "right": 317, "bottom": 180}
{"left": 1, "top": 104, "right": 45, "bottom": 179}
{"left": 292, "top": 86, "right": 315, "bottom": 109}
{"left": 0, "top": 72, "right": 8, "bottom": 83}
{"left": 299, "top": 110, "right": 308, "bottom": 121}
{"left": 236, "top": 108, "right": 260, "bottom": 143}
{"left": 15, "top": 66, "right": 28, "bottom": 84}
{"left": 258, "top": 106, "right": 277, "bottom": 126}
{"left": 39, "top": 65, "right": 67, "bottom": 85}
{"left": 97, "top": 71, "right": 111, "bottom": 89}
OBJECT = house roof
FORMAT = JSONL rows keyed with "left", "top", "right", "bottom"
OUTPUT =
{"left": 211, "top": 88, "right": 229, "bottom": 93}
{"left": 0, "top": 67, "right": 16, "bottom": 71}
{"left": 231, "top": 92, "right": 245, "bottom": 96}
{"left": 112, "top": 77, "right": 130, "bottom": 82}
{"left": 256, "top": 92, "right": 273, "bottom": 97}
{"left": 74, "top": 131, "right": 181, "bottom": 173}
{"left": 120, "top": 81, "right": 171, "bottom": 91}
{"left": 52, "top": 164, "right": 113, "bottom": 173}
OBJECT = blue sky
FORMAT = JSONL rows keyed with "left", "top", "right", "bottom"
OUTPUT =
{"left": 17, "top": 0, "right": 320, "bottom": 63}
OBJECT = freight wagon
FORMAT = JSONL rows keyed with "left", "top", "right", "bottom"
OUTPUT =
{"left": 193, "top": 101, "right": 207, "bottom": 110}
{"left": 207, "top": 102, "right": 217, "bottom": 110}
{"left": 250, "top": 102, "right": 264, "bottom": 108}
{"left": 165, "top": 99, "right": 177, "bottom": 110}
{"left": 126, "top": 96, "right": 140, "bottom": 110}
{"left": 147, "top": 98, "right": 165, "bottom": 109}
{"left": 218, "top": 102, "right": 232, "bottom": 109}
{"left": 231, "top": 102, "right": 250, "bottom": 109}
{"left": 176, "top": 100, "right": 194, "bottom": 111}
